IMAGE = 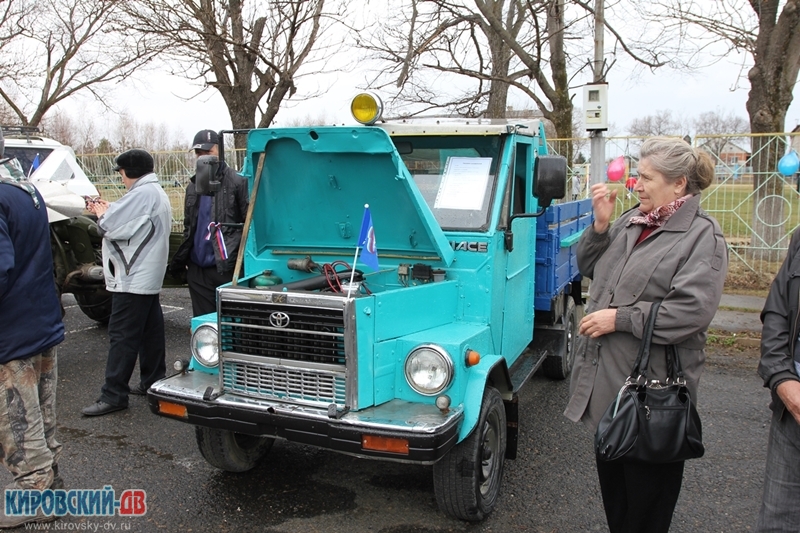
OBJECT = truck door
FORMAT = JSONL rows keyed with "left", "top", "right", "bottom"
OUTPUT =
{"left": 500, "top": 143, "right": 535, "bottom": 357}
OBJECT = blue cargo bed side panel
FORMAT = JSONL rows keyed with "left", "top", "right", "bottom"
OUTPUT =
{"left": 534, "top": 199, "right": 593, "bottom": 309}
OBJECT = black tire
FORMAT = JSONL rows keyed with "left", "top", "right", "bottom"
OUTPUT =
{"left": 542, "top": 296, "right": 578, "bottom": 380}
{"left": 433, "top": 387, "right": 507, "bottom": 521}
{"left": 75, "top": 288, "right": 113, "bottom": 324}
{"left": 195, "top": 427, "right": 274, "bottom": 472}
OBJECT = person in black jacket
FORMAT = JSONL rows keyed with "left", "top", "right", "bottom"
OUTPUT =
{"left": 0, "top": 127, "right": 65, "bottom": 527}
{"left": 756, "top": 227, "right": 800, "bottom": 532}
{"left": 169, "top": 130, "right": 249, "bottom": 316}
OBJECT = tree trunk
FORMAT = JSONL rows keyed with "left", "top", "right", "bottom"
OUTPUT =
{"left": 485, "top": 13, "right": 511, "bottom": 119}
{"left": 547, "top": 0, "right": 572, "bottom": 163}
{"left": 745, "top": 0, "right": 800, "bottom": 262}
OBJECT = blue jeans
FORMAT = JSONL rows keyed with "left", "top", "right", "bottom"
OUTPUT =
{"left": 756, "top": 407, "right": 800, "bottom": 532}
{"left": 99, "top": 293, "right": 166, "bottom": 407}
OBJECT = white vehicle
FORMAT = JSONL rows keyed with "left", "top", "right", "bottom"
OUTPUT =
{"left": 2, "top": 127, "right": 98, "bottom": 198}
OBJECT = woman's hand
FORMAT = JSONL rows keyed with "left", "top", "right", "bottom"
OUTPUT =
{"left": 590, "top": 183, "right": 616, "bottom": 233}
{"left": 579, "top": 308, "right": 617, "bottom": 338}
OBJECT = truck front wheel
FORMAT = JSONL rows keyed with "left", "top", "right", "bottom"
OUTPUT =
{"left": 195, "top": 427, "right": 274, "bottom": 472}
{"left": 433, "top": 386, "right": 507, "bottom": 521}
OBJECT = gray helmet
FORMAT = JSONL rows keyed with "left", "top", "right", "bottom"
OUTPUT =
{"left": 0, "top": 127, "right": 4, "bottom": 159}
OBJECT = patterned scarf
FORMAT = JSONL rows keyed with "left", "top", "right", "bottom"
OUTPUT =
{"left": 629, "top": 194, "right": 692, "bottom": 227}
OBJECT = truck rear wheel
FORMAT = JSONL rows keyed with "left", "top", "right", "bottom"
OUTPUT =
{"left": 433, "top": 386, "right": 506, "bottom": 521}
{"left": 542, "top": 296, "right": 577, "bottom": 380}
{"left": 195, "top": 427, "right": 274, "bottom": 472}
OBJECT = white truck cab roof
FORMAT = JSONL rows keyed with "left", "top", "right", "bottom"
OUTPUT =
{"left": 2, "top": 128, "right": 98, "bottom": 197}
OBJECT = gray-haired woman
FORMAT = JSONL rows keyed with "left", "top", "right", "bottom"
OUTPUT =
{"left": 564, "top": 137, "right": 728, "bottom": 533}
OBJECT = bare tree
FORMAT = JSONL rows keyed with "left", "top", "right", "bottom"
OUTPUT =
{"left": 693, "top": 108, "right": 750, "bottom": 161}
{"left": 636, "top": 0, "right": 800, "bottom": 260}
{"left": 358, "top": 0, "right": 578, "bottom": 163}
{"left": 628, "top": 110, "right": 683, "bottom": 137}
{"left": 42, "top": 111, "right": 78, "bottom": 148}
{"left": 127, "top": 0, "right": 343, "bottom": 131}
{"left": 0, "top": 0, "right": 163, "bottom": 127}
{"left": 361, "top": 0, "right": 669, "bottom": 163}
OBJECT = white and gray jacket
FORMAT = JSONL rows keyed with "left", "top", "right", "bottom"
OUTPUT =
{"left": 98, "top": 173, "right": 171, "bottom": 294}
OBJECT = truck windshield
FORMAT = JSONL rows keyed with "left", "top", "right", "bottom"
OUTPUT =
{"left": 392, "top": 135, "right": 502, "bottom": 231}
{"left": 4, "top": 147, "right": 54, "bottom": 177}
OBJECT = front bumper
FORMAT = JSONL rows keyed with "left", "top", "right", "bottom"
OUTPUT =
{"left": 148, "top": 371, "right": 462, "bottom": 464}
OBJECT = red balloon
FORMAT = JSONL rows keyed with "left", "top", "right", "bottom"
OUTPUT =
{"left": 607, "top": 156, "right": 626, "bottom": 182}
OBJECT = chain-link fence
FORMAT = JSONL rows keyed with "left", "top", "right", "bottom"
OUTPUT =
{"left": 548, "top": 133, "right": 800, "bottom": 283}
{"left": 77, "top": 150, "right": 245, "bottom": 233}
{"left": 79, "top": 133, "right": 800, "bottom": 282}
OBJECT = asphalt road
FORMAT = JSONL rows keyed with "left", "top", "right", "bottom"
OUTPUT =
{"left": 6, "top": 288, "right": 771, "bottom": 533}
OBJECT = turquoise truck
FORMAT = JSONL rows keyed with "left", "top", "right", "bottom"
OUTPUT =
{"left": 149, "top": 94, "right": 593, "bottom": 521}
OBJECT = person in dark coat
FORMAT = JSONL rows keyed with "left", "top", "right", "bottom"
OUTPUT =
{"left": 565, "top": 137, "right": 728, "bottom": 533}
{"left": 169, "top": 130, "right": 249, "bottom": 316}
{"left": 755, "top": 226, "right": 800, "bottom": 532}
{"left": 0, "top": 127, "right": 65, "bottom": 527}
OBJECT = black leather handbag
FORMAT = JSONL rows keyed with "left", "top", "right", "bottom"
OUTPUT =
{"left": 594, "top": 300, "right": 705, "bottom": 463}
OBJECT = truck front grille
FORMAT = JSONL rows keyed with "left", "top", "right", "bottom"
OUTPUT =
{"left": 222, "top": 361, "right": 346, "bottom": 405}
{"left": 219, "top": 299, "right": 345, "bottom": 364}
{"left": 216, "top": 290, "right": 354, "bottom": 409}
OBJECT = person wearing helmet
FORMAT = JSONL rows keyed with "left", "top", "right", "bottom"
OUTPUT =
{"left": 169, "top": 130, "right": 249, "bottom": 317}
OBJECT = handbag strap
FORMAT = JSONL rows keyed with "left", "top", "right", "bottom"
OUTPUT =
{"left": 666, "top": 345, "right": 685, "bottom": 383}
{"left": 629, "top": 300, "right": 661, "bottom": 382}
{"left": 629, "top": 300, "right": 684, "bottom": 384}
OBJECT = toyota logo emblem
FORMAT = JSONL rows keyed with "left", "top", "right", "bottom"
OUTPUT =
{"left": 269, "top": 311, "right": 291, "bottom": 328}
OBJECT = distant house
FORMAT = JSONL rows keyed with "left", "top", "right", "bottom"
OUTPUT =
{"left": 792, "top": 125, "right": 800, "bottom": 154}
{"left": 698, "top": 139, "right": 750, "bottom": 166}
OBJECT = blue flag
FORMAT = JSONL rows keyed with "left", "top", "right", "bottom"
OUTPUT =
{"left": 357, "top": 205, "right": 379, "bottom": 271}
{"left": 27, "top": 153, "right": 41, "bottom": 178}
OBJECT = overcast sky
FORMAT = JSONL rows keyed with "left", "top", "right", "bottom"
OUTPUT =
{"left": 66, "top": 39, "right": 800, "bottom": 147}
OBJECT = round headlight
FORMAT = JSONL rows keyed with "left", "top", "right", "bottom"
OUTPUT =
{"left": 350, "top": 92, "right": 383, "bottom": 125}
{"left": 191, "top": 324, "right": 219, "bottom": 368}
{"left": 404, "top": 345, "right": 453, "bottom": 396}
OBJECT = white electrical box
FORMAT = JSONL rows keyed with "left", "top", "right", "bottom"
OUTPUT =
{"left": 583, "top": 83, "right": 608, "bottom": 131}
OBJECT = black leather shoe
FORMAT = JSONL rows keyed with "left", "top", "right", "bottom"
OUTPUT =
{"left": 129, "top": 384, "right": 148, "bottom": 396}
{"left": 81, "top": 401, "right": 126, "bottom": 417}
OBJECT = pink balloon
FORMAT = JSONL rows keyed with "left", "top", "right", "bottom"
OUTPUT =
{"left": 607, "top": 156, "right": 626, "bottom": 182}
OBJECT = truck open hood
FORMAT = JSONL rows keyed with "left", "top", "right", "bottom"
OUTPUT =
{"left": 246, "top": 127, "right": 454, "bottom": 266}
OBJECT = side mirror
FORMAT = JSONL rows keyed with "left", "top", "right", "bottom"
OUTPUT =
{"left": 533, "top": 155, "right": 567, "bottom": 209}
{"left": 195, "top": 155, "right": 220, "bottom": 195}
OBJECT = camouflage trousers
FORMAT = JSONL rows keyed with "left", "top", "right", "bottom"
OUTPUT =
{"left": 0, "top": 347, "right": 61, "bottom": 490}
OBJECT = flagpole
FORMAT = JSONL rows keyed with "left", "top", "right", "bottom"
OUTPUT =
{"left": 27, "top": 153, "right": 40, "bottom": 179}
{"left": 347, "top": 246, "right": 359, "bottom": 298}
{"left": 347, "top": 203, "right": 369, "bottom": 297}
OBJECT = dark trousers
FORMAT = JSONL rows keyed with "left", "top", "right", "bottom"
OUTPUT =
{"left": 187, "top": 261, "right": 233, "bottom": 317}
{"left": 99, "top": 292, "right": 166, "bottom": 407}
{"left": 755, "top": 407, "right": 800, "bottom": 532}
{"left": 596, "top": 457, "right": 685, "bottom": 533}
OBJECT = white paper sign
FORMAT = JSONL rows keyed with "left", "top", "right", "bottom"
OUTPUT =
{"left": 434, "top": 157, "right": 492, "bottom": 210}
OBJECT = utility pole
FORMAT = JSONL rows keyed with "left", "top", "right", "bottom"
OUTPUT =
{"left": 589, "top": 0, "right": 606, "bottom": 186}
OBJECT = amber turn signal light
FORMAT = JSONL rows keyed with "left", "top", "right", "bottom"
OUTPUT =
{"left": 362, "top": 435, "right": 409, "bottom": 454}
{"left": 158, "top": 400, "right": 188, "bottom": 418}
{"left": 465, "top": 349, "right": 481, "bottom": 367}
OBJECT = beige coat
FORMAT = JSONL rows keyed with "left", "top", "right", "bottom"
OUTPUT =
{"left": 564, "top": 194, "right": 728, "bottom": 431}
